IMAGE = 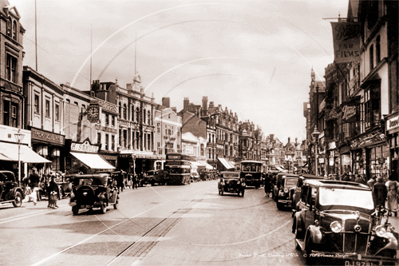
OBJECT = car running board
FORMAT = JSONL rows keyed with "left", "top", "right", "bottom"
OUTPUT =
{"left": 295, "top": 238, "right": 305, "bottom": 251}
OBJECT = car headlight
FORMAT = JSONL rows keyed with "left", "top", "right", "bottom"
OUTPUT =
{"left": 237, "top": 181, "right": 240, "bottom": 185}
{"left": 375, "top": 225, "right": 386, "bottom": 237}
{"left": 330, "top": 221, "right": 342, "bottom": 233}
{"left": 284, "top": 188, "right": 289, "bottom": 193}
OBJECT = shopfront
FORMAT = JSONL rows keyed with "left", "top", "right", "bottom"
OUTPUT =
{"left": 327, "top": 141, "right": 339, "bottom": 175}
{"left": 350, "top": 130, "right": 387, "bottom": 181}
{"left": 66, "top": 139, "right": 115, "bottom": 174}
{"left": 387, "top": 113, "right": 399, "bottom": 179}
{"left": 30, "top": 127, "right": 65, "bottom": 173}
{"left": 0, "top": 125, "right": 50, "bottom": 179}
{"left": 340, "top": 145, "right": 351, "bottom": 175}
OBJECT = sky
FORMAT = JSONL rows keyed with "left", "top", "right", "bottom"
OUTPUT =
{"left": 11, "top": 0, "right": 348, "bottom": 144}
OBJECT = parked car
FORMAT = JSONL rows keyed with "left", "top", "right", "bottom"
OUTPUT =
{"left": 293, "top": 179, "right": 399, "bottom": 265}
{"left": 0, "top": 171, "right": 24, "bottom": 207}
{"left": 69, "top": 173, "right": 119, "bottom": 215}
{"left": 55, "top": 176, "right": 73, "bottom": 199}
{"left": 273, "top": 173, "right": 299, "bottom": 210}
{"left": 218, "top": 171, "right": 245, "bottom": 197}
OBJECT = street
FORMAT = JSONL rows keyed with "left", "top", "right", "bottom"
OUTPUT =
{"left": 0, "top": 181, "right": 306, "bottom": 266}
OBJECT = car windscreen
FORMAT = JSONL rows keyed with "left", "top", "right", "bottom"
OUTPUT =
{"left": 284, "top": 178, "right": 298, "bottom": 188}
{"left": 319, "top": 187, "right": 374, "bottom": 210}
{"left": 223, "top": 173, "right": 240, "bottom": 179}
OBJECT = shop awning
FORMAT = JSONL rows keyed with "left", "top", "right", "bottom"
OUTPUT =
{"left": 70, "top": 152, "right": 115, "bottom": 170}
{"left": 197, "top": 161, "right": 214, "bottom": 170}
{"left": 0, "top": 142, "right": 51, "bottom": 163}
{"left": 218, "top": 158, "right": 234, "bottom": 169}
{"left": 228, "top": 161, "right": 236, "bottom": 168}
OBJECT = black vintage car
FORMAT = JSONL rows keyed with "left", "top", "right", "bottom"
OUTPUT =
{"left": 273, "top": 173, "right": 299, "bottom": 210}
{"left": 146, "top": 170, "right": 167, "bottom": 186}
{"left": 0, "top": 171, "right": 24, "bottom": 207}
{"left": 69, "top": 173, "right": 119, "bottom": 215}
{"left": 292, "top": 174, "right": 325, "bottom": 212}
{"left": 218, "top": 171, "right": 245, "bottom": 197}
{"left": 293, "top": 180, "right": 399, "bottom": 265}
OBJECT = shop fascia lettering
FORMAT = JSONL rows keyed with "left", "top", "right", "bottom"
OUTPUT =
{"left": 71, "top": 140, "right": 99, "bottom": 153}
{"left": 387, "top": 116, "right": 399, "bottom": 131}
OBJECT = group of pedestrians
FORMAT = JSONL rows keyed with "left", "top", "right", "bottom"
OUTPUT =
{"left": 114, "top": 171, "right": 139, "bottom": 192}
{"left": 22, "top": 168, "right": 60, "bottom": 209}
{"left": 368, "top": 174, "right": 399, "bottom": 217}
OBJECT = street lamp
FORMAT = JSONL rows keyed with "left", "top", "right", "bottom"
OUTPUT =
{"left": 312, "top": 125, "right": 320, "bottom": 176}
{"left": 14, "top": 129, "right": 25, "bottom": 185}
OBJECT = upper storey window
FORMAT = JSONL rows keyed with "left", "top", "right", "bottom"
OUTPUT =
{"left": 6, "top": 19, "right": 11, "bottom": 37}
{"left": 12, "top": 21, "right": 17, "bottom": 41}
{"left": 6, "top": 55, "right": 17, "bottom": 83}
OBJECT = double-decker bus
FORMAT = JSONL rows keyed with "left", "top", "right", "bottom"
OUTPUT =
{"left": 164, "top": 153, "right": 191, "bottom": 185}
{"left": 240, "top": 160, "right": 263, "bottom": 188}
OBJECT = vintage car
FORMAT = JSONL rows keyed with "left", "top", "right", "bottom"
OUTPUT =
{"left": 69, "top": 173, "right": 119, "bottom": 215}
{"left": 292, "top": 174, "right": 325, "bottom": 212}
{"left": 146, "top": 170, "right": 167, "bottom": 186}
{"left": 218, "top": 171, "right": 245, "bottom": 197}
{"left": 0, "top": 171, "right": 24, "bottom": 207}
{"left": 293, "top": 180, "right": 399, "bottom": 265}
{"left": 273, "top": 173, "right": 299, "bottom": 210}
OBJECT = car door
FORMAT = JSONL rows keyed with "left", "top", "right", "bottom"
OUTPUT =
{"left": 304, "top": 185, "right": 316, "bottom": 229}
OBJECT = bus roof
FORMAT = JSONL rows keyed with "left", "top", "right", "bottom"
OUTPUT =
{"left": 240, "top": 160, "right": 263, "bottom": 164}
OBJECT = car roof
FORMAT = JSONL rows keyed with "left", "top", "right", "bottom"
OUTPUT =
{"left": 69, "top": 173, "right": 110, "bottom": 179}
{"left": 300, "top": 174, "right": 325, "bottom": 179}
{"left": 303, "top": 179, "right": 371, "bottom": 191}
{"left": 221, "top": 171, "right": 240, "bottom": 174}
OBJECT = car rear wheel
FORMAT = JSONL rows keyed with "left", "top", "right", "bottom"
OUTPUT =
{"left": 13, "top": 191, "right": 22, "bottom": 207}
{"left": 72, "top": 206, "right": 79, "bottom": 215}
{"left": 219, "top": 189, "right": 223, "bottom": 196}
{"left": 241, "top": 190, "right": 245, "bottom": 197}
{"left": 101, "top": 204, "right": 107, "bottom": 214}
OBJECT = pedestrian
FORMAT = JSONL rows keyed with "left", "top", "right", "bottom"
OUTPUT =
{"left": 47, "top": 175, "right": 60, "bottom": 209}
{"left": 385, "top": 174, "right": 399, "bottom": 217}
{"left": 264, "top": 174, "right": 273, "bottom": 198}
{"left": 373, "top": 177, "right": 388, "bottom": 212}
{"left": 133, "top": 173, "right": 138, "bottom": 189}
{"left": 29, "top": 168, "right": 40, "bottom": 205}
{"left": 355, "top": 174, "right": 366, "bottom": 185}
{"left": 117, "top": 171, "right": 124, "bottom": 192}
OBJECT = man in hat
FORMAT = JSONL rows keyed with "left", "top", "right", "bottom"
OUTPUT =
{"left": 374, "top": 176, "right": 387, "bottom": 212}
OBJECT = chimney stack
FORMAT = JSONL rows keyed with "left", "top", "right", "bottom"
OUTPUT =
{"left": 202, "top": 96, "right": 208, "bottom": 115}
{"left": 162, "top": 97, "right": 170, "bottom": 108}
{"left": 183, "top": 97, "right": 189, "bottom": 111}
{"left": 209, "top": 101, "right": 214, "bottom": 108}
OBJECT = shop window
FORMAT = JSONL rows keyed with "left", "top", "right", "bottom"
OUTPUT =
{"left": 55, "top": 103, "right": 60, "bottom": 121}
{"left": 45, "top": 99, "right": 50, "bottom": 118}
{"left": 3, "top": 100, "right": 10, "bottom": 126}
{"left": 6, "top": 55, "right": 17, "bottom": 83}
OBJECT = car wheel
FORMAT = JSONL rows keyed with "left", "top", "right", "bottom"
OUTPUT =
{"left": 241, "top": 190, "right": 245, "bottom": 197}
{"left": 277, "top": 202, "right": 283, "bottom": 210}
{"left": 13, "top": 191, "right": 23, "bottom": 207}
{"left": 101, "top": 204, "right": 107, "bottom": 214}
{"left": 72, "top": 206, "right": 79, "bottom": 215}
{"left": 219, "top": 189, "right": 223, "bottom": 196}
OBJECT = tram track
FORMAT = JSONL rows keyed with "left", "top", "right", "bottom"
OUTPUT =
{"left": 30, "top": 184, "right": 211, "bottom": 266}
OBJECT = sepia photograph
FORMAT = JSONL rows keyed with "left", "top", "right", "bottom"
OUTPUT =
{"left": 0, "top": 0, "right": 398, "bottom": 265}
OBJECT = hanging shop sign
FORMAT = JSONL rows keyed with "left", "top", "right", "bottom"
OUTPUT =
{"left": 342, "top": 105, "right": 357, "bottom": 122}
{"left": 331, "top": 22, "right": 361, "bottom": 63}
{"left": 387, "top": 115, "right": 399, "bottom": 133}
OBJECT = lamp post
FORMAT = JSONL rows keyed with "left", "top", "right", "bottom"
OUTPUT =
{"left": 14, "top": 129, "right": 25, "bottom": 185}
{"left": 312, "top": 125, "right": 320, "bottom": 176}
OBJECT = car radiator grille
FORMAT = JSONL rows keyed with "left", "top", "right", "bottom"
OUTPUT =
{"left": 343, "top": 233, "right": 368, "bottom": 254}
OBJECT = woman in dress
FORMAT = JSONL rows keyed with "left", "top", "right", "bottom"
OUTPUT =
{"left": 386, "top": 174, "right": 399, "bottom": 217}
{"left": 47, "top": 176, "right": 60, "bottom": 209}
